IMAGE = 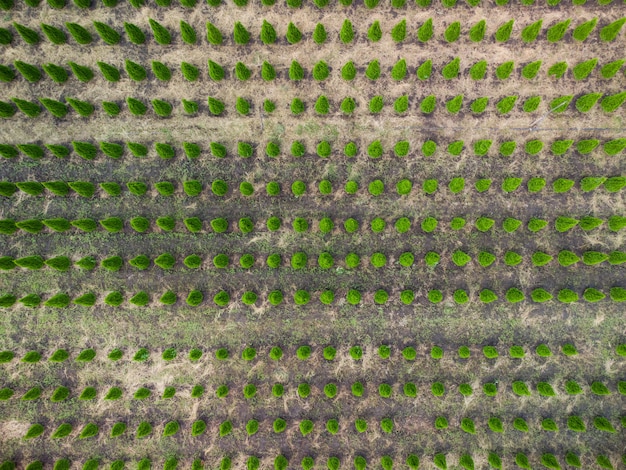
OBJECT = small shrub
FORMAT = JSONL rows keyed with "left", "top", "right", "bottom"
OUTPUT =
{"left": 348, "top": 346, "right": 363, "bottom": 361}
{"left": 547, "top": 18, "right": 570, "bottom": 43}
{"left": 320, "top": 382, "right": 338, "bottom": 399}
{"left": 417, "top": 18, "right": 433, "bottom": 43}
{"left": 339, "top": 19, "right": 354, "bottom": 44}
{"left": 391, "top": 95, "right": 409, "bottom": 115}
{"left": 298, "top": 382, "right": 311, "bottom": 398}
{"left": 548, "top": 61, "right": 568, "bottom": 79}
{"left": 469, "top": 19, "right": 486, "bottom": 42}
{"left": 232, "top": 21, "right": 250, "bottom": 45}
{"left": 521, "top": 19, "right": 542, "bottom": 43}
{"left": 484, "top": 384, "right": 498, "bottom": 397}
{"left": 151, "top": 290, "right": 175, "bottom": 307}
{"left": 590, "top": 381, "right": 610, "bottom": 395}
{"left": 513, "top": 418, "right": 528, "bottom": 432}
{"left": 451, "top": 250, "right": 470, "bottom": 267}
{"left": 522, "top": 60, "right": 542, "bottom": 80}
{"left": 354, "top": 419, "right": 367, "bottom": 432}
{"left": 573, "top": 58, "right": 598, "bottom": 81}
{"left": 600, "top": 18, "right": 626, "bottom": 42}
{"left": 567, "top": 416, "right": 586, "bottom": 432}
{"left": 312, "top": 61, "right": 330, "bottom": 81}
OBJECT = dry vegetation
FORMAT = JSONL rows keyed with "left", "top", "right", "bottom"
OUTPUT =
{"left": 0, "top": 0, "right": 625, "bottom": 468}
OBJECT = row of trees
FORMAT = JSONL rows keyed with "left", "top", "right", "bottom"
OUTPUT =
{"left": 4, "top": 16, "right": 624, "bottom": 46}
{"left": 19, "top": 412, "right": 624, "bottom": 442}
{"left": 1, "top": 215, "right": 624, "bottom": 235}
{"left": 3, "top": 57, "right": 623, "bottom": 85}
{"left": 2, "top": 176, "right": 623, "bottom": 199}
{"left": 3, "top": 341, "right": 600, "bottom": 365}
{"left": 1, "top": 138, "right": 624, "bottom": 161}
{"left": 0, "top": 0, "right": 620, "bottom": 11}
{"left": 0, "top": 449, "right": 621, "bottom": 470}
{"left": 2, "top": 249, "right": 624, "bottom": 274}
{"left": 9, "top": 379, "right": 622, "bottom": 403}
{"left": 0, "top": 0, "right": 615, "bottom": 11}
{"left": 1, "top": 285, "right": 625, "bottom": 308}
{"left": 3, "top": 92, "right": 624, "bottom": 120}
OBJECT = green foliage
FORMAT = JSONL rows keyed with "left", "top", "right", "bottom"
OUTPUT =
{"left": 496, "top": 95, "right": 517, "bottom": 114}
{"left": 205, "top": 22, "right": 222, "bottom": 45}
{"left": 346, "top": 289, "right": 361, "bottom": 305}
{"left": 235, "top": 97, "right": 250, "bottom": 115}
{"left": 470, "top": 97, "right": 488, "bottom": 113}
{"left": 444, "top": 21, "right": 460, "bottom": 43}
{"left": 258, "top": 20, "right": 277, "bottom": 45}
{"left": 521, "top": 19, "right": 542, "bottom": 42}
{"left": 264, "top": 141, "right": 280, "bottom": 157}
{"left": 0, "top": 27, "right": 11, "bottom": 45}
{"left": 149, "top": 19, "right": 171, "bottom": 45}
{"left": 151, "top": 61, "right": 171, "bottom": 81}
{"left": 14, "top": 61, "right": 41, "bottom": 83}
{"left": 392, "top": 20, "right": 407, "bottom": 43}
{"left": 547, "top": 19, "right": 570, "bottom": 42}
{"left": 120, "top": 24, "right": 144, "bottom": 46}
{"left": 522, "top": 96, "right": 541, "bottom": 113}
{"left": 135, "top": 421, "right": 152, "bottom": 439}
{"left": 548, "top": 61, "right": 568, "bottom": 78}
{"left": 417, "top": 18, "right": 433, "bottom": 42}
{"left": 299, "top": 22, "right": 322, "bottom": 45}
{"left": 567, "top": 416, "right": 586, "bottom": 432}
{"left": 600, "top": 18, "right": 626, "bottom": 42}
{"left": 50, "top": 422, "right": 74, "bottom": 439}
{"left": 593, "top": 417, "right": 615, "bottom": 433}
{"left": 495, "top": 19, "right": 514, "bottom": 42}
{"left": 233, "top": 21, "right": 250, "bottom": 45}
{"left": 41, "top": 24, "right": 67, "bottom": 45}
{"left": 573, "top": 17, "right": 597, "bottom": 41}
{"left": 601, "top": 91, "right": 626, "bottom": 113}
{"left": 94, "top": 22, "right": 120, "bottom": 45}
{"left": 24, "top": 424, "right": 44, "bottom": 439}
{"left": 204, "top": 97, "right": 224, "bottom": 116}
{"left": 441, "top": 57, "right": 460, "bottom": 79}
{"left": 0, "top": 100, "right": 16, "bottom": 118}
{"left": 286, "top": 60, "right": 305, "bottom": 81}
{"left": 573, "top": 58, "right": 597, "bottom": 80}
{"left": 469, "top": 19, "right": 486, "bottom": 42}
{"left": 65, "top": 97, "right": 93, "bottom": 117}
{"left": 340, "top": 19, "right": 354, "bottom": 43}
{"left": 12, "top": 98, "right": 41, "bottom": 118}
{"left": 600, "top": 59, "right": 624, "bottom": 79}
{"left": 64, "top": 23, "right": 93, "bottom": 45}
{"left": 179, "top": 21, "right": 196, "bottom": 44}
{"left": 495, "top": 61, "right": 514, "bottom": 80}
{"left": 43, "top": 293, "right": 70, "bottom": 308}
{"left": 522, "top": 60, "right": 542, "bottom": 79}
{"left": 14, "top": 22, "right": 40, "bottom": 44}
{"left": 100, "top": 101, "right": 119, "bottom": 116}
{"left": 151, "top": 99, "right": 171, "bottom": 117}
{"left": 433, "top": 455, "right": 446, "bottom": 470}
{"left": 416, "top": 60, "right": 432, "bottom": 81}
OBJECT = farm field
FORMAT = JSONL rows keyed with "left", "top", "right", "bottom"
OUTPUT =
{"left": 0, "top": 0, "right": 625, "bottom": 467}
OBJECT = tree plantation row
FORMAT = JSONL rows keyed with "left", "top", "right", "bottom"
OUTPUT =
{"left": 1, "top": 450, "right": 624, "bottom": 470}
{"left": 14, "top": 412, "right": 626, "bottom": 442}
{"left": 3, "top": 92, "right": 625, "bottom": 120}
{"left": 2, "top": 249, "right": 625, "bottom": 274}
{"left": 3, "top": 16, "right": 625, "bottom": 47}
{"left": 2, "top": 177, "right": 624, "bottom": 200}
{"left": 1, "top": 0, "right": 624, "bottom": 11}
{"left": 2, "top": 215, "right": 624, "bottom": 236}
{"left": 6, "top": 378, "right": 625, "bottom": 402}
{"left": 1, "top": 285, "right": 626, "bottom": 309}
{"left": 9, "top": 341, "right": 622, "bottom": 364}
{"left": 2, "top": 138, "right": 624, "bottom": 161}
{"left": 4, "top": 57, "right": 625, "bottom": 87}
